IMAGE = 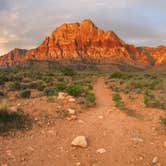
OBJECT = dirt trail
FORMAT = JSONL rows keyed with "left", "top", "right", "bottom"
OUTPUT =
{"left": 1, "top": 78, "right": 166, "bottom": 166}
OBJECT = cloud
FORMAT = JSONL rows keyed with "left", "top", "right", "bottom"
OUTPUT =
{"left": 0, "top": 0, "right": 166, "bottom": 55}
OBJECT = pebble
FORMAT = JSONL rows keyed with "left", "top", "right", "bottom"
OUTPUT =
{"left": 98, "top": 116, "right": 104, "bottom": 120}
{"left": 71, "top": 136, "right": 88, "bottom": 148}
{"left": 68, "top": 108, "right": 76, "bottom": 115}
{"left": 76, "top": 162, "right": 81, "bottom": 166}
{"left": 78, "top": 120, "right": 85, "bottom": 123}
{"left": 96, "top": 148, "right": 106, "bottom": 154}
{"left": 68, "top": 97, "right": 76, "bottom": 103}
{"left": 131, "top": 137, "right": 144, "bottom": 143}
{"left": 67, "top": 115, "right": 77, "bottom": 121}
{"left": 152, "top": 156, "right": 158, "bottom": 164}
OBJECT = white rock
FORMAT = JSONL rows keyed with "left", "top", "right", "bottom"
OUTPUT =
{"left": 57, "top": 92, "right": 67, "bottom": 100}
{"left": 131, "top": 137, "right": 144, "bottom": 143}
{"left": 68, "top": 108, "right": 76, "bottom": 115}
{"left": 67, "top": 115, "right": 77, "bottom": 121}
{"left": 152, "top": 156, "right": 158, "bottom": 164}
{"left": 96, "top": 148, "right": 106, "bottom": 154}
{"left": 98, "top": 116, "right": 104, "bottom": 120}
{"left": 71, "top": 136, "right": 88, "bottom": 148}
{"left": 68, "top": 97, "right": 76, "bottom": 102}
{"left": 76, "top": 162, "right": 81, "bottom": 166}
{"left": 78, "top": 120, "right": 85, "bottom": 124}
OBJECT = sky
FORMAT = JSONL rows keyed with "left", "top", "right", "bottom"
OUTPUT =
{"left": 0, "top": 0, "right": 166, "bottom": 55}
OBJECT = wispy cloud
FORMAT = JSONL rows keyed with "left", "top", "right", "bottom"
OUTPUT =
{"left": 0, "top": 0, "right": 166, "bottom": 55}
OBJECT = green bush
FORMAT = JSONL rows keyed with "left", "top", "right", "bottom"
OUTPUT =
{"left": 110, "top": 72, "right": 123, "bottom": 79}
{"left": 66, "top": 84, "right": 83, "bottom": 97}
{"left": 86, "top": 93, "right": 96, "bottom": 104}
{"left": 44, "top": 87, "right": 56, "bottom": 96}
{"left": 112, "top": 93, "right": 125, "bottom": 110}
{"left": 0, "top": 107, "right": 32, "bottom": 132}
{"left": 27, "top": 82, "right": 38, "bottom": 89}
{"left": 10, "top": 81, "right": 21, "bottom": 90}
{"left": 144, "top": 90, "right": 166, "bottom": 109}
{"left": 160, "top": 115, "right": 166, "bottom": 127}
{"left": 61, "top": 66, "right": 75, "bottom": 76}
{"left": 112, "top": 93, "right": 122, "bottom": 102}
{"left": 37, "top": 80, "right": 46, "bottom": 91}
{"left": 18, "top": 90, "right": 31, "bottom": 99}
{"left": 144, "top": 89, "right": 152, "bottom": 107}
{"left": 55, "top": 82, "right": 67, "bottom": 91}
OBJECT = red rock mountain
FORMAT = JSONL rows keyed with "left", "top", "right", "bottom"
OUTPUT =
{"left": 0, "top": 19, "right": 166, "bottom": 68}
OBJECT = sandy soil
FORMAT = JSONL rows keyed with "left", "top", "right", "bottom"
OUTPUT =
{"left": 0, "top": 78, "right": 166, "bottom": 166}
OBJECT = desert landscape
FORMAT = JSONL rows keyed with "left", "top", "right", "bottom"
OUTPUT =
{"left": 0, "top": 1, "right": 166, "bottom": 166}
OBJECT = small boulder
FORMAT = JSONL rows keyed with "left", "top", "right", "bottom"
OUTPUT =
{"left": 67, "top": 96, "right": 76, "bottom": 102}
{"left": 67, "top": 115, "right": 77, "bottom": 121}
{"left": 96, "top": 148, "right": 106, "bottom": 154}
{"left": 152, "top": 156, "right": 158, "bottom": 164}
{"left": 98, "top": 116, "right": 104, "bottom": 120}
{"left": 68, "top": 108, "right": 76, "bottom": 115}
{"left": 71, "top": 136, "right": 88, "bottom": 148}
{"left": 57, "top": 92, "right": 67, "bottom": 100}
{"left": 131, "top": 137, "right": 144, "bottom": 143}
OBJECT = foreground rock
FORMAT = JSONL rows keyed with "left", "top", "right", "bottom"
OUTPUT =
{"left": 96, "top": 148, "right": 106, "bottom": 154}
{"left": 71, "top": 136, "right": 88, "bottom": 148}
{"left": 152, "top": 156, "right": 158, "bottom": 164}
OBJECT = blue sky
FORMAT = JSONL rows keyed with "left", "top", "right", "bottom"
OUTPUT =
{"left": 0, "top": 0, "right": 166, "bottom": 55}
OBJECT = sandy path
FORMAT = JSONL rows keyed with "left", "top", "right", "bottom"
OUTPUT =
{"left": 0, "top": 78, "right": 166, "bottom": 166}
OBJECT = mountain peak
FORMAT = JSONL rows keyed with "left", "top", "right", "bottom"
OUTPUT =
{"left": 81, "top": 19, "right": 95, "bottom": 25}
{"left": 0, "top": 19, "right": 166, "bottom": 67}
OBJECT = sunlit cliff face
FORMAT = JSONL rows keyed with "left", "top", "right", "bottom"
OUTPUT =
{"left": 0, "top": 19, "right": 166, "bottom": 67}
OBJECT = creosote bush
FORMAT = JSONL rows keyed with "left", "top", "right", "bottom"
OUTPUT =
{"left": 17, "top": 90, "right": 31, "bottom": 99}
{"left": 86, "top": 92, "right": 96, "bottom": 105}
{"left": 0, "top": 106, "right": 32, "bottom": 133}
{"left": 10, "top": 81, "right": 21, "bottom": 90}
{"left": 66, "top": 84, "right": 84, "bottom": 97}
{"left": 44, "top": 87, "right": 57, "bottom": 96}
{"left": 61, "top": 66, "right": 75, "bottom": 76}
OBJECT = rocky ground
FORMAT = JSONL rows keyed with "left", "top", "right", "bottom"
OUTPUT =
{"left": 0, "top": 78, "right": 166, "bottom": 166}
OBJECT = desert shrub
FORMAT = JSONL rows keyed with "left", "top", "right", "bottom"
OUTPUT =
{"left": 86, "top": 92, "right": 96, "bottom": 104}
{"left": 0, "top": 106, "right": 32, "bottom": 133}
{"left": 27, "top": 82, "right": 38, "bottom": 89}
{"left": 149, "top": 79, "right": 159, "bottom": 90}
{"left": 144, "top": 90, "right": 166, "bottom": 109}
{"left": 17, "top": 90, "right": 31, "bottom": 99}
{"left": 57, "top": 77, "right": 64, "bottom": 82}
{"left": 160, "top": 114, "right": 166, "bottom": 128}
{"left": 110, "top": 72, "right": 123, "bottom": 79}
{"left": 144, "top": 89, "right": 152, "bottom": 107}
{"left": 61, "top": 66, "right": 75, "bottom": 76}
{"left": 66, "top": 84, "right": 83, "bottom": 97}
{"left": 55, "top": 82, "right": 67, "bottom": 91}
{"left": 112, "top": 93, "right": 122, "bottom": 102}
{"left": 10, "top": 81, "right": 21, "bottom": 90}
{"left": 47, "top": 96, "right": 55, "bottom": 103}
{"left": 110, "top": 85, "right": 119, "bottom": 92}
{"left": 37, "top": 80, "right": 46, "bottom": 91}
{"left": 112, "top": 93, "right": 126, "bottom": 110}
{"left": 44, "top": 87, "right": 56, "bottom": 96}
